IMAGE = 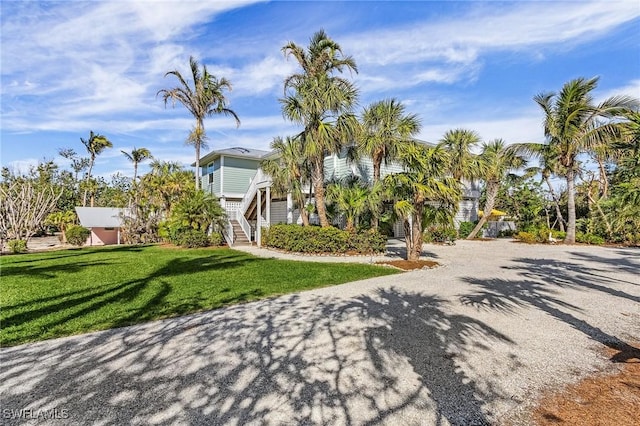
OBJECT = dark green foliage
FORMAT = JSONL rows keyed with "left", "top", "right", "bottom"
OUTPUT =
{"left": 515, "top": 228, "right": 566, "bottom": 244}
{"left": 209, "top": 233, "right": 224, "bottom": 246}
{"left": 423, "top": 225, "right": 457, "bottom": 243}
{"left": 457, "top": 221, "right": 474, "bottom": 239}
{"left": 66, "top": 225, "right": 91, "bottom": 246}
{"left": 576, "top": 233, "right": 605, "bottom": 245}
{"left": 263, "top": 224, "right": 387, "bottom": 254}
{"left": 8, "top": 240, "right": 27, "bottom": 254}
{"left": 175, "top": 229, "right": 211, "bottom": 248}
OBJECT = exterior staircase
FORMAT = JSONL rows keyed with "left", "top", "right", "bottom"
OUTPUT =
{"left": 229, "top": 219, "right": 252, "bottom": 246}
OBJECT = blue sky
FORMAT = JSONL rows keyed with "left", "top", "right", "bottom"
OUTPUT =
{"left": 2, "top": 0, "right": 639, "bottom": 179}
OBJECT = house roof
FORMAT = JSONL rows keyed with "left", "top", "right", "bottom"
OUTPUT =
{"left": 197, "top": 147, "right": 271, "bottom": 165}
{"left": 75, "top": 207, "right": 127, "bottom": 228}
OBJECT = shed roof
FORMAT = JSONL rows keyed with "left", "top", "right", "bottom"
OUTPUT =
{"left": 75, "top": 207, "right": 127, "bottom": 228}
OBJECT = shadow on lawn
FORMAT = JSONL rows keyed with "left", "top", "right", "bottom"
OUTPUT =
{"left": 459, "top": 249, "right": 640, "bottom": 364}
{"left": 0, "top": 288, "right": 512, "bottom": 425}
{"left": 1, "top": 250, "right": 267, "bottom": 346}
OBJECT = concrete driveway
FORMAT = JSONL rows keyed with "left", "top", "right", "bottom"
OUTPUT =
{"left": 1, "top": 240, "right": 639, "bottom": 425}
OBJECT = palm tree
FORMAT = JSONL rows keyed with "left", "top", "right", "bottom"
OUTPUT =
{"left": 158, "top": 56, "right": 240, "bottom": 190}
{"left": 467, "top": 139, "right": 527, "bottom": 239}
{"left": 81, "top": 131, "right": 112, "bottom": 206}
{"left": 384, "top": 144, "right": 461, "bottom": 261}
{"left": 326, "top": 178, "right": 379, "bottom": 232}
{"left": 281, "top": 29, "right": 359, "bottom": 227}
{"left": 359, "top": 99, "right": 421, "bottom": 229}
{"left": 121, "top": 147, "right": 153, "bottom": 182}
{"left": 437, "top": 129, "right": 482, "bottom": 183}
{"left": 514, "top": 77, "right": 637, "bottom": 243}
{"left": 261, "top": 136, "right": 312, "bottom": 226}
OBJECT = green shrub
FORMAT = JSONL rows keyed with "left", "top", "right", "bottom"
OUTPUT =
{"left": 263, "top": 224, "right": 386, "bottom": 254}
{"left": 66, "top": 225, "right": 91, "bottom": 246}
{"left": 348, "top": 229, "right": 387, "bottom": 254}
{"left": 175, "top": 229, "right": 211, "bottom": 248}
{"left": 576, "top": 233, "right": 605, "bottom": 245}
{"left": 457, "top": 221, "right": 474, "bottom": 239}
{"left": 515, "top": 231, "right": 538, "bottom": 244}
{"left": 423, "top": 225, "right": 457, "bottom": 243}
{"left": 209, "top": 232, "right": 224, "bottom": 246}
{"left": 8, "top": 239, "right": 28, "bottom": 254}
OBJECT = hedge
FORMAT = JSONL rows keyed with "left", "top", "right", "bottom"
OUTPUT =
{"left": 263, "top": 224, "right": 386, "bottom": 254}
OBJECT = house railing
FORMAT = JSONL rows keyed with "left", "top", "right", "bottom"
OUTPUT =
{"left": 238, "top": 168, "right": 272, "bottom": 218}
{"left": 223, "top": 219, "right": 234, "bottom": 246}
{"left": 229, "top": 210, "right": 252, "bottom": 243}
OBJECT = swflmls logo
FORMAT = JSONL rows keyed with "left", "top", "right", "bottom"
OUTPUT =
{"left": 2, "top": 408, "right": 69, "bottom": 419}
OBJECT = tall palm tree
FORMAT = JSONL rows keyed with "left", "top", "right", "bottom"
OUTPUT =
{"left": 261, "top": 136, "right": 312, "bottom": 226}
{"left": 514, "top": 77, "right": 637, "bottom": 243}
{"left": 359, "top": 99, "right": 421, "bottom": 229}
{"left": 281, "top": 29, "right": 359, "bottom": 227}
{"left": 121, "top": 147, "right": 153, "bottom": 182}
{"left": 384, "top": 144, "right": 460, "bottom": 261}
{"left": 81, "top": 131, "right": 112, "bottom": 206}
{"left": 467, "top": 139, "right": 526, "bottom": 239}
{"left": 158, "top": 56, "right": 240, "bottom": 190}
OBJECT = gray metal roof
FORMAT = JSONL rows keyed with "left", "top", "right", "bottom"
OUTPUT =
{"left": 197, "top": 147, "right": 271, "bottom": 165}
{"left": 75, "top": 207, "right": 127, "bottom": 228}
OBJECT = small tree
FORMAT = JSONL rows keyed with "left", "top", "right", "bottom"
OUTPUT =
{"left": 0, "top": 179, "right": 61, "bottom": 248}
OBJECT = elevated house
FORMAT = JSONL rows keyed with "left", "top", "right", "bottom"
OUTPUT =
{"left": 197, "top": 145, "right": 480, "bottom": 246}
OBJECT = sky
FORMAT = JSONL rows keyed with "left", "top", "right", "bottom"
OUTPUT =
{"left": 1, "top": 0, "right": 639, "bottom": 179}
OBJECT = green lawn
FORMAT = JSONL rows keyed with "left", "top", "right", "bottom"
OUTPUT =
{"left": 0, "top": 245, "right": 398, "bottom": 346}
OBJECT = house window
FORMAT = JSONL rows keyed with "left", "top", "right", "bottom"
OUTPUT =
{"left": 209, "top": 173, "right": 214, "bottom": 184}
{"left": 104, "top": 227, "right": 115, "bottom": 231}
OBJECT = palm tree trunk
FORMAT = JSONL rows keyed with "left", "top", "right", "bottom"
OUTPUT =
{"left": 544, "top": 175, "right": 565, "bottom": 232}
{"left": 83, "top": 156, "right": 95, "bottom": 207}
{"left": 295, "top": 192, "right": 310, "bottom": 226}
{"left": 408, "top": 207, "right": 423, "bottom": 261}
{"left": 133, "top": 162, "right": 138, "bottom": 182}
{"left": 565, "top": 168, "right": 576, "bottom": 244}
{"left": 312, "top": 157, "right": 330, "bottom": 227}
{"left": 467, "top": 181, "right": 498, "bottom": 239}
{"left": 195, "top": 142, "right": 201, "bottom": 191}
{"left": 371, "top": 158, "right": 381, "bottom": 230}
{"left": 403, "top": 219, "right": 412, "bottom": 260}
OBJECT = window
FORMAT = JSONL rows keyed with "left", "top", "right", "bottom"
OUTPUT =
{"left": 104, "top": 227, "right": 115, "bottom": 231}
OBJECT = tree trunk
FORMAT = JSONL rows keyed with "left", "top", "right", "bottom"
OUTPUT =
{"left": 133, "top": 162, "right": 138, "bottom": 182}
{"left": 195, "top": 143, "right": 200, "bottom": 191}
{"left": 295, "top": 193, "right": 310, "bottom": 226}
{"left": 312, "top": 157, "right": 329, "bottom": 227}
{"left": 467, "top": 180, "right": 498, "bottom": 239}
{"left": 565, "top": 168, "right": 576, "bottom": 244}
{"left": 408, "top": 208, "right": 423, "bottom": 261}
{"left": 544, "top": 175, "right": 565, "bottom": 232}
{"left": 371, "top": 157, "right": 381, "bottom": 230}
{"left": 597, "top": 157, "right": 609, "bottom": 199}
{"left": 403, "top": 218, "right": 412, "bottom": 260}
{"left": 83, "top": 156, "right": 95, "bottom": 207}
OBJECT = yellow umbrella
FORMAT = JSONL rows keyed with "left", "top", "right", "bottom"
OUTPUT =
{"left": 478, "top": 209, "right": 508, "bottom": 218}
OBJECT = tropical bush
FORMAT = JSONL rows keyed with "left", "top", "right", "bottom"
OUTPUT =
{"left": 66, "top": 225, "right": 91, "bottom": 246}
{"left": 515, "top": 231, "right": 538, "bottom": 244}
{"left": 457, "top": 221, "right": 474, "bottom": 239}
{"left": 8, "top": 239, "right": 28, "bottom": 254}
{"left": 209, "top": 232, "right": 224, "bottom": 246}
{"left": 263, "top": 224, "right": 386, "bottom": 254}
{"left": 176, "top": 229, "right": 211, "bottom": 248}
{"left": 423, "top": 225, "right": 457, "bottom": 243}
{"left": 576, "top": 232, "right": 605, "bottom": 245}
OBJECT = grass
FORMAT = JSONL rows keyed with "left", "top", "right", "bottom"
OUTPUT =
{"left": 0, "top": 245, "right": 398, "bottom": 346}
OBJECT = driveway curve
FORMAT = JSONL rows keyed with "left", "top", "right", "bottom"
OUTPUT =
{"left": 1, "top": 240, "right": 639, "bottom": 425}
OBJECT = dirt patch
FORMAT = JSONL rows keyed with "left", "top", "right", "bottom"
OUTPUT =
{"left": 376, "top": 259, "right": 439, "bottom": 270}
{"left": 531, "top": 342, "right": 640, "bottom": 425}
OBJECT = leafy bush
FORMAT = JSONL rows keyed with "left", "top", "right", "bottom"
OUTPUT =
{"left": 66, "top": 225, "right": 91, "bottom": 246}
{"left": 457, "top": 221, "right": 474, "bottom": 239}
{"left": 515, "top": 232, "right": 538, "bottom": 244}
{"left": 209, "top": 232, "right": 224, "bottom": 246}
{"left": 497, "top": 229, "right": 516, "bottom": 238}
{"left": 348, "top": 229, "right": 387, "bottom": 254}
{"left": 423, "top": 225, "right": 457, "bottom": 243}
{"left": 175, "top": 229, "right": 211, "bottom": 248}
{"left": 263, "top": 224, "right": 386, "bottom": 254}
{"left": 576, "top": 233, "right": 605, "bottom": 245}
{"left": 8, "top": 239, "right": 28, "bottom": 254}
